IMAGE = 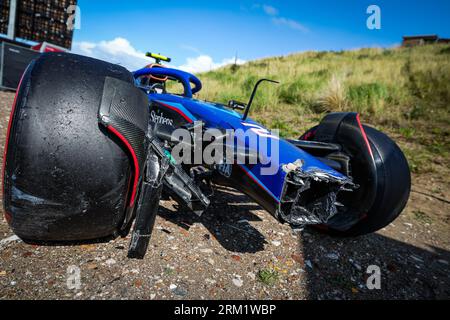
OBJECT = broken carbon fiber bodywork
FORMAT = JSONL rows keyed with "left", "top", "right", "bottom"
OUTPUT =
{"left": 277, "top": 160, "right": 356, "bottom": 226}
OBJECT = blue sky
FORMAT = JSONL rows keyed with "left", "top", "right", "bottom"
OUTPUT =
{"left": 72, "top": 0, "right": 450, "bottom": 72}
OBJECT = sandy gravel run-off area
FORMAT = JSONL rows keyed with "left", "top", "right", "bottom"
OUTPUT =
{"left": 0, "top": 90, "right": 449, "bottom": 300}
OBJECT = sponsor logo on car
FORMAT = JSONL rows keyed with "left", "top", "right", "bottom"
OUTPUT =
{"left": 150, "top": 110, "right": 174, "bottom": 126}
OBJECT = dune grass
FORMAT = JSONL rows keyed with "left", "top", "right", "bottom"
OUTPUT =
{"left": 193, "top": 44, "right": 450, "bottom": 174}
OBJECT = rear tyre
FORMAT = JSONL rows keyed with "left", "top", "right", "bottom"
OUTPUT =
{"left": 3, "top": 53, "right": 137, "bottom": 241}
{"left": 301, "top": 125, "right": 411, "bottom": 236}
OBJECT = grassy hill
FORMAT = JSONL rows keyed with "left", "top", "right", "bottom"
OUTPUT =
{"left": 196, "top": 44, "right": 450, "bottom": 175}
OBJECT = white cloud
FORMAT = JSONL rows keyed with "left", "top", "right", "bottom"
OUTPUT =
{"left": 177, "top": 55, "right": 246, "bottom": 73}
{"left": 76, "top": 42, "right": 95, "bottom": 55}
{"left": 179, "top": 44, "right": 203, "bottom": 55}
{"left": 72, "top": 37, "right": 245, "bottom": 74}
{"left": 72, "top": 37, "right": 152, "bottom": 70}
{"left": 262, "top": 5, "right": 278, "bottom": 16}
{"left": 254, "top": 3, "right": 309, "bottom": 33}
{"left": 272, "top": 17, "right": 309, "bottom": 33}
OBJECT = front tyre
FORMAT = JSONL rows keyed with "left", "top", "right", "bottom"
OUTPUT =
{"left": 301, "top": 125, "right": 411, "bottom": 236}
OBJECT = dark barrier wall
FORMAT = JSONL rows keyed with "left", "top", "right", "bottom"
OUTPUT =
{"left": 0, "top": 42, "right": 40, "bottom": 90}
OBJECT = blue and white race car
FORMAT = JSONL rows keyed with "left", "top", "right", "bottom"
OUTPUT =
{"left": 3, "top": 52, "right": 411, "bottom": 258}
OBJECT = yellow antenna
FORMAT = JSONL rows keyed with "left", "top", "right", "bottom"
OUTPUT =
{"left": 146, "top": 52, "right": 171, "bottom": 63}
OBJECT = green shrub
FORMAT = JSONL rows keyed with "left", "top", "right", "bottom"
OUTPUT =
{"left": 279, "top": 77, "right": 325, "bottom": 105}
{"left": 347, "top": 82, "right": 389, "bottom": 114}
{"left": 257, "top": 269, "right": 279, "bottom": 286}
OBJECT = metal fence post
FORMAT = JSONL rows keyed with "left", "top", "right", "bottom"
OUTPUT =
{"left": 7, "top": 0, "right": 17, "bottom": 40}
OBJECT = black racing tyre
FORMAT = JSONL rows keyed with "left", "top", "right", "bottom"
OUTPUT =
{"left": 3, "top": 53, "right": 137, "bottom": 241}
{"left": 300, "top": 125, "right": 411, "bottom": 236}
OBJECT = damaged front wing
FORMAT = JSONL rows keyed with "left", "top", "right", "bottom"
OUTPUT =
{"left": 277, "top": 160, "right": 356, "bottom": 226}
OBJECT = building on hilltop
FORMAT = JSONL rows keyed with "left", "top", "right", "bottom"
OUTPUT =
{"left": 402, "top": 35, "right": 450, "bottom": 47}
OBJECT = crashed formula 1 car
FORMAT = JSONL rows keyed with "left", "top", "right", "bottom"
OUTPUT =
{"left": 2, "top": 52, "right": 411, "bottom": 258}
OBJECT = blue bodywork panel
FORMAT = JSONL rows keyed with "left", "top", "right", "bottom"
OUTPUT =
{"left": 133, "top": 67, "right": 348, "bottom": 202}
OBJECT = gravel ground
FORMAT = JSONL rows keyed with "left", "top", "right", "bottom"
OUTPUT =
{"left": 0, "top": 90, "right": 449, "bottom": 300}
